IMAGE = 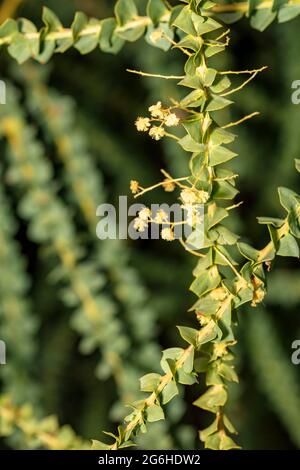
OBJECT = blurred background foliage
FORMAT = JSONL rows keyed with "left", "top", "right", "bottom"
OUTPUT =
{"left": 0, "top": 0, "right": 299, "bottom": 450}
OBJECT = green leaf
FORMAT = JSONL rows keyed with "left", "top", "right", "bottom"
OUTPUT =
{"left": 161, "top": 382, "right": 179, "bottom": 404}
{"left": 218, "top": 363, "right": 239, "bottom": 383}
{"left": 190, "top": 266, "right": 221, "bottom": 298}
{"left": 278, "top": 234, "right": 299, "bottom": 257}
{"left": 197, "top": 320, "right": 219, "bottom": 346}
{"left": 177, "top": 326, "right": 198, "bottom": 347}
{"left": 193, "top": 253, "right": 212, "bottom": 277}
{"left": 257, "top": 216, "right": 284, "bottom": 227}
{"left": 139, "top": 373, "right": 161, "bottom": 392}
{"left": 146, "top": 404, "right": 165, "bottom": 422}
{"left": 42, "top": 7, "right": 63, "bottom": 32}
{"left": 210, "top": 75, "right": 231, "bottom": 93}
{"left": 182, "top": 347, "right": 194, "bottom": 374}
{"left": 207, "top": 205, "right": 228, "bottom": 229}
{"left": 178, "top": 135, "right": 204, "bottom": 153}
{"left": 199, "top": 417, "right": 218, "bottom": 442}
{"left": 206, "top": 365, "right": 224, "bottom": 385}
{"left": 160, "top": 348, "right": 183, "bottom": 373}
{"left": 172, "top": 5, "right": 196, "bottom": 35}
{"left": 248, "top": 0, "right": 261, "bottom": 15}
{"left": 147, "top": 0, "right": 168, "bottom": 25}
{"left": 115, "top": 0, "right": 145, "bottom": 41}
{"left": 278, "top": 187, "right": 299, "bottom": 212}
{"left": 177, "top": 369, "right": 197, "bottom": 385}
{"left": 115, "top": 0, "right": 138, "bottom": 25}
{"left": 177, "top": 34, "right": 204, "bottom": 53}
{"left": 193, "top": 385, "right": 227, "bottom": 413}
{"left": 145, "top": 23, "right": 173, "bottom": 51}
{"left": 183, "top": 117, "right": 202, "bottom": 142}
{"left": 237, "top": 242, "right": 260, "bottom": 262}
{"left": 223, "top": 414, "right": 237, "bottom": 434}
{"left": 8, "top": 33, "right": 32, "bottom": 64}
{"left": 192, "top": 15, "right": 222, "bottom": 35}
{"left": 210, "top": 127, "right": 236, "bottom": 146}
{"left": 91, "top": 440, "right": 111, "bottom": 450}
{"left": 71, "top": 12, "right": 88, "bottom": 40}
{"left": 206, "top": 94, "right": 233, "bottom": 112}
{"left": 180, "top": 88, "right": 205, "bottom": 107}
{"left": 99, "top": 18, "right": 125, "bottom": 54}
{"left": 0, "top": 19, "right": 17, "bottom": 38}
{"left": 75, "top": 20, "right": 100, "bottom": 54}
{"left": 35, "top": 40, "right": 56, "bottom": 63}
{"left": 219, "top": 433, "right": 241, "bottom": 450}
{"left": 295, "top": 159, "right": 300, "bottom": 173}
{"left": 278, "top": 4, "right": 300, "bottom": 23}
{"left": 212, "top": 180, "right": 239, "bottom": 200}
{"left": 213, "top": 226, "right": 239, "bottom": 245}
{"left": 288, "top": 208, "right": 300, "bottom": 238}
{"left": 250, "top": 9, "right": 277, "bottom": 31}
{"left": 203, "top": 431, "right": 221, "bottom": 449}
{"left": 209, "top": 145, "right": 237, "bottom": 166}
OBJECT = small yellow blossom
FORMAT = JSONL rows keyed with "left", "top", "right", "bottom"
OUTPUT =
{"left": 154, "top": 209, "right": 168, "bottom": 224}
{"left": 165, "top": 113, "right": 179, "bottom": 127}
{"left": 196, "top": 312, "right": 210, "bottom": 326}
{"left": 180, "top": 188, "right": 198, "bottom": 205}
{"left": 214, "top": 342, "right": 228, "bottom": 358}
{"left": 210, "top": 288, "right": 227, "bottom": 301}
{"left": 161, "top": 227, "right": 174, "bottom": 241}
{"left": 149, "top": 126, "right": 165, "bottom": 141}
{"left": 251, "top": 276, "right": 265, "bottom": 307}
{"left": 135, "top": 117, "right": 151, "bottom": 132}
{"left": 149, "top": 101, "right": 164, "bottom": 119}
{"left": 130, "top": 180, "right": 140, "bottom": 194}
{"left": 198, "top": 189, "right": 210, "bottom": 204}
{"left": 162, "top": 178, "right": 176, "bottom": 192}
{"left": 139, "top": 207, "right": 151, "bottom": 221}
{"left": 133, "top": 217, "right": 148, "bottom": 232}
{"left": 251, "top": 287, "right": 265, "bottom": 307}
{"left": 183, "top": 205, "right": 202, "bottom": 227}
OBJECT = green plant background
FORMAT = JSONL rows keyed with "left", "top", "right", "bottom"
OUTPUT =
{"left": 0, "top": 0, "right": 299, "bottom": 450}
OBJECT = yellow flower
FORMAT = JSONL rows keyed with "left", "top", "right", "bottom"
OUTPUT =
{"left": 183, "top": 205, "right": 202, "bottom": 227}
{"left": 165, "top": 113, "right": 179, "bottom": 127}
{"left": 213, "top": 342, "right": 228, "bottom": 358}
{"left": 149, "top": 101, "right": 164, "bottom": 119}
{"left": 198, "top": 189, "right": 210, "bottom": 204}
{"left": 133, "top": 217, "right": 148, "bottom": 232}
{"left": 162, "top": 178, "right": 176, "bottom": 192}
{"left": 139, "top": 207, "right": 151, "bottom": 220}
{"left": 135, "top": 117, "right": 151, "bottom": 132}
{"left": 154, "top": 209, "right": 168, "bottom": 224}
{"left": 149, "top": 126, "right": 165, "bottom": 141}
{"left": 180, "top": 188, "right": 198, "bottom": 205}
{"left": 196, "top": 312, "right": 210, "bottom": 326}
{"left": 161, "top": 227, "right": 174, "bottom": 241}
{"left": 210, "top": 288, "right": 227, "bottom": 301}
{"left": 251, "top": 287, "right": 265, "bottom": 307}
{"left": 181, "top": 188, "right": 209, "bottom": 205}
{"left": 130, "top": 180, "right": 140, "bottom": 194}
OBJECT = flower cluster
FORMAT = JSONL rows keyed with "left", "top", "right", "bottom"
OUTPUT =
{"left": 132, "top": 207, "right": 174, "bottom": 241}
{"left": 130, "top": 180, "right": 140, "bottom": 195}
{"left": 179, "top": 188, "right": 209, "bottom": 227}
{"left": 180, "top": 188, "right": 210, "bottom": 205}
{"left": 135, "top": 101, "right": 179, "bottom": 141}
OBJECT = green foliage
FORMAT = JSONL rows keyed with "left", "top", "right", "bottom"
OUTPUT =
{"left": 0, "top": 396, "right": 89, "bottom": 449}
{"left": 0, "top": 177, "right": 39, "bottom": 405}
{"left": 0, "top": 0, "right": 299, "bottom": 451}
